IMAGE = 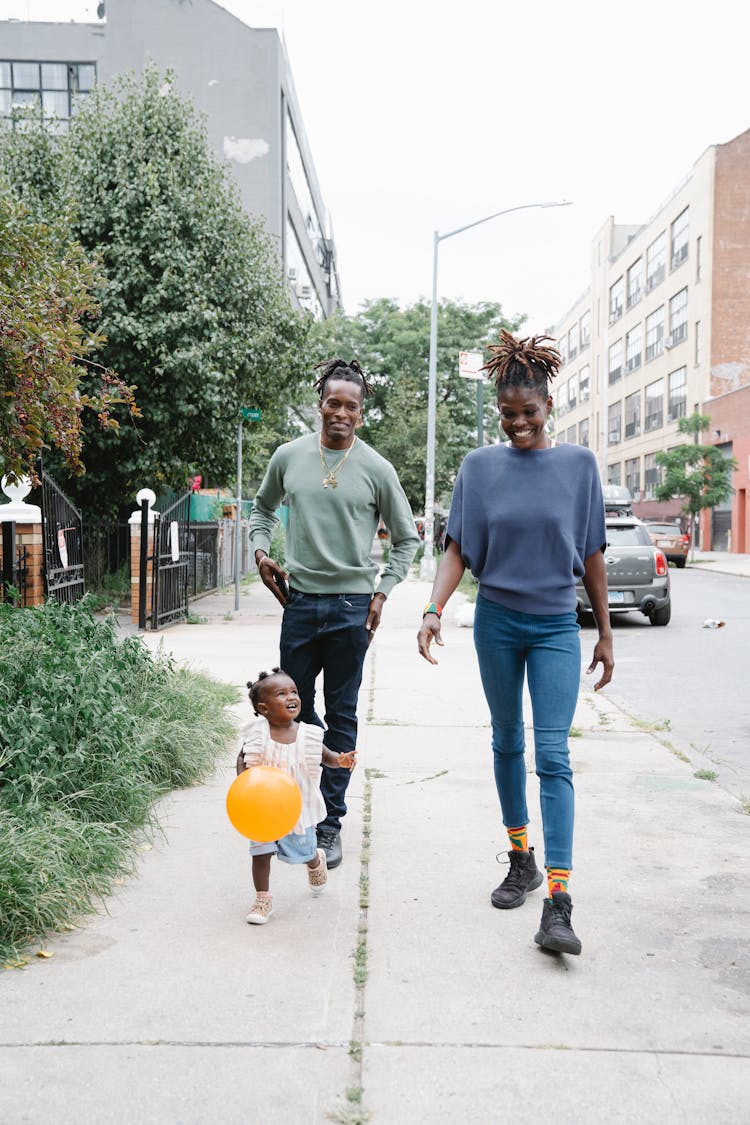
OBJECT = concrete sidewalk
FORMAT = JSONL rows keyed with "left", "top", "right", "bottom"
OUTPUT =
{"left": 687, "top": 549, "right": 750, "bottom": 578}
{"left": 2, "top": 577, "right": 749, "bottom": 1123}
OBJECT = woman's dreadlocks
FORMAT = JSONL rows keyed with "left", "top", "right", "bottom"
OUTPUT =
{"left": 482, "top": 330, "right": 561, "bottom": 397}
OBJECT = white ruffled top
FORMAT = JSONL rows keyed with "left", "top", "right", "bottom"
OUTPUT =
{"left": 239, "top": 717, "right": 326, "bottom": 835}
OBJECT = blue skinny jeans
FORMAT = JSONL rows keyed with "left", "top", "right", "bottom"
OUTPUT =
{"left": 280, "top": 589, "right": 371, "bottom": 832}
{"left": 473, "top": 595, "right": 581, "bottom": 870}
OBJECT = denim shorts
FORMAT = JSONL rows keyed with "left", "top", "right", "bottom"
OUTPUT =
{"left": 249, "top": 825, "right": 317, "bottom": 864}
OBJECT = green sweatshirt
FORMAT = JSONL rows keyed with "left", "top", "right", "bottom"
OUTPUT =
{"left": 249, "top": 433, "right": 420, "bottom": 595}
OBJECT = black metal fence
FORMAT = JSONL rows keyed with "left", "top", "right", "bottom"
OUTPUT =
{"left": 1, "top": 523, "right": 28, "bottom": 605}
{"left": 149, "top": 490, "right": 191, "bottom": 629}
{"left": 38, "top": 470, "right": 85, "bottom": 605}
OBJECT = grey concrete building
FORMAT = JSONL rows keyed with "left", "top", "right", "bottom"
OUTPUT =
{"left": 1, "top": 0, "right": 340, "bottom": 318}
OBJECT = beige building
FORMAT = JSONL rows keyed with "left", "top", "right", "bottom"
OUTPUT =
{"left": 551, "top": 127, "right": 750, "bottom": 552}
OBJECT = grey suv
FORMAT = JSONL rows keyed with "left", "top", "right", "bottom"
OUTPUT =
{"left": 576, "top": 516, "right": 671, "bottom": 626}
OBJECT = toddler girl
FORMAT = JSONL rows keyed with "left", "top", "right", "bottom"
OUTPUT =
{"left": 237, "top": 668, "right": 356, "bottom": 924}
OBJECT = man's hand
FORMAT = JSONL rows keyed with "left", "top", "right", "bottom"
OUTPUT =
{"left": 337, "top": 750, "right": 357, "bottom": 771}
{"left": 365, "top": 592, "right": 386, "bottom": 644}
{"left": 255, "top": 552, "right": 289, "bottom": 606}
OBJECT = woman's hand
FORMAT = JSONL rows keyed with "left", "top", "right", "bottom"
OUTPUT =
{"left": 586, "top": 635, "right": 614, "bottom": 691}
{"left": 417, "top": 614, "right": 444, "bottom": 664}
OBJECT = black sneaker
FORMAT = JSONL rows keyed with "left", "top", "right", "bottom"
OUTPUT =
{"left": 491, "top": 848, "right": 544, "bottom": 909}
{"left": 534, "top": 891, "right": 582, "bottom": 955}
{"left": 316, "top": 826, "right": 342, "bottom": 869}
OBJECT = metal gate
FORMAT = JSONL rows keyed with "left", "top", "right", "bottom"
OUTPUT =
{"left": 151, "top": 490, "right": 191, "bottom": 629}
{"left": 1, "top": 523, "right": 28, "bottom": 605}
{"left": 39, "top": 470, "right": 85, "bottom": 605}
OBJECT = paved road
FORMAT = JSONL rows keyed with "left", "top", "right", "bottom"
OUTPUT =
{"left": 590, "top": 567, "right": 750, "bottom": 800}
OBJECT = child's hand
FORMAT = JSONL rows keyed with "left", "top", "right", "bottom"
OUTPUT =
{"left": 338, "top": 750, "right": 357, "bottom": 771}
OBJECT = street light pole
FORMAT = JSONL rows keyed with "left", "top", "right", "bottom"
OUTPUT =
{"left": 419, "top": 199, "right": 572, "bottom": 580}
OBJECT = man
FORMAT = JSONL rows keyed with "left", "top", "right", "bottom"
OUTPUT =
{"left": 249, "top": 359, "right": 420, "bottom": 869}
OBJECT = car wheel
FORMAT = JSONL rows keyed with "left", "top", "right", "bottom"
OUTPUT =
{"left": 649, "top": 601, "right": 671, "bottom": 626}
{"left": 675, "top": 558, "right": 686, "bottom": 569}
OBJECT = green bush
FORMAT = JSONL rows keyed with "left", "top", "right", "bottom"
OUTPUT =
{"left": 0, "top": 598, "right": 238, "bottom": 962}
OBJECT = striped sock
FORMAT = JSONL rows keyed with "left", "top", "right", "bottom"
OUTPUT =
{"left": 506, "top": 825, "right": 528, "bottom": 852}
{"left": 546, "top": 868, "right": 570, "bottom": 897}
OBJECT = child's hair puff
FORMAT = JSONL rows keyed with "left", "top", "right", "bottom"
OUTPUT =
{"left": 247, "top": 667, "right": 282, "bottom": 715}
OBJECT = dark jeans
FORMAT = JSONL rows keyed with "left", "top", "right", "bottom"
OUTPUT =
{"left": 280, "top": 588, "right": 371, "bottom": 832}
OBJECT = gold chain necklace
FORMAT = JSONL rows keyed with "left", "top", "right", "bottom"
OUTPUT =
{"left": 319, "top": 435, "right": 357, "bottom": 489}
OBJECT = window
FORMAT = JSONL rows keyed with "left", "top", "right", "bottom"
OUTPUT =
{"left": 696, "top": 235, "right": 702, "bottom": 282}
{"left": 646, "top": 232, "right": 666, "bottom": 292}
{"left": 608, "top": 338, "right": 623, "bottom": 384}
{"left": 580, "top": 310, "right": 591, "bottom": 350}
{"left": 607, "top": 524, "right": 653, "bottom": 546}
{"left": 608, "top": 400, "right": 622, "bottom": 444}
{"left": 609, "top": 276, "right": 624, "bottom": 323}
{"left": 625, "top": 391, "right": 641, "bottom": 439}
{"left": 671, "top": 207, "right": 689, "bottom": 269}
{"left": 567, "top": 372, "right": 578, "bottom": 412}
{"left": 578, "top": 417, "right": 590, "bottom": 447}
{"left": 0, "top": 60, "right": 95, "bottom": 129}
{"left": 625, "top": 457, "right": 641, "bottom": 499}
{"left": 285, "top": 218, "right": 324, "bottom": 320}
{"left": 695, "top": 320, "right": 702, "bottom": 366}
{"left": 645, "top": 306, "right": 665, "bottom": 361}
{"left": 608, "top": 462, "right": 621, "bottom": 486}
{"left": 568, "top": 322, "right": 579, "bottom": 361}
{"left": 566, "top": 425, "right": 577, "bottom": 445}
{"left": 667, "top": 286, "right": 688, "bottom": 346}
{"left": 625, "top": 324, "right": 642, "bottom": 373}
{"left": 558, "top": 335, "right": 567, "bottom": 366}
{"left": 644, "top": 452, "right": 661, "bottom": 499}
{"left": 668, "top": 366, "right": 687, "bottom": 421}
{"left": 645, "top": 379, "right": 664, "bottom": 431}
{"left": 286, "top": 111, "right": 326, "bottom": 265}
{"left": 627, "top": 258, "right": 643, "bottom": 309}
{"left": 579, "top": 364, "right": 590, "bottom": 402}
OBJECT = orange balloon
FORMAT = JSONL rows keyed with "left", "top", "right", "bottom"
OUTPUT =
{"left": 226, "top": 766, "right": 303, "bottom": 842}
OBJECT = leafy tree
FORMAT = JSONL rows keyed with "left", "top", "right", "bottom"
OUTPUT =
{"left": 655, "top": 413, "right": 736, "bottom": 551}
{"left": 0, "top": 189, "right": 137, "bottom": 484}
{"left": 0, "top": 70, "right": 310, "bottom": 516}
{"left": 309, "top": 298, "right": 520, "bottom": 510}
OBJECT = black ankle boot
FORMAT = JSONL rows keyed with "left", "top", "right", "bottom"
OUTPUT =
{"left": 491, "top": 847, "right": 544, "bottom": 909}
{"left": 534, "top": 891, "right": 582, "bottom": 955}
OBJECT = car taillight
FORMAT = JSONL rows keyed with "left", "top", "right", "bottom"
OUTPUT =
{"left": 655, "top": 550, "right": 668, "bottom": 576}
{"left": 681, "top": 535, "right": 690, "bottom": 544}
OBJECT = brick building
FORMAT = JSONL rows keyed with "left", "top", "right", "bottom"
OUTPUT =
{"left": 551, "top": 127, "right": 750, "bottom": 552}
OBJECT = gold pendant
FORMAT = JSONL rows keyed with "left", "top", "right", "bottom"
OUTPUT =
{"left": 323, "top": 473, "right": 337, "bottom": 489}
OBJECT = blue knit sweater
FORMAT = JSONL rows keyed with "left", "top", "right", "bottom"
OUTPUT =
{"left": 446, "top": 443, "right": 606, "bottom": 615}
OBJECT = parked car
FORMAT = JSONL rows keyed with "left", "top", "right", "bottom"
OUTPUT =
{"left": 642, "top": 520, "right": 690, "bottom": 568}
{"left": 576, "top": 515, "right": 671, "bottom": 626}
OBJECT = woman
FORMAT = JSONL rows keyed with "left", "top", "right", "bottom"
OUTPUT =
{"left": 417, "top": 330, "right": 613, "bottom": 956}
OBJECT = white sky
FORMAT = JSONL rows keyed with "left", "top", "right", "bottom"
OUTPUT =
{"left": 3, "top": 0, "right": 750, "bottom": 332}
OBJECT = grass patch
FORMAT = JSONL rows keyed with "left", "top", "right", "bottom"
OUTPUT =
{"left": 693, "top": 769, "right": 718, "bottom": 781}
{"left": 569, "top": 726, "right": 583, "bottom": 738}
{"left": 739, "top": 795, "right": 750, "bottom": 815}
{"left": 0, "top": 598, "right": 238, "bottom": 964}
{"left": 632, "top": 716, "right": 672, "bottom": 733}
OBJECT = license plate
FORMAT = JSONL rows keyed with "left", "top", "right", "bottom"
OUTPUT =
{"left": 657, "top": 539, "right": 672, "bottom": 547}
{"left": 608, "top": 591, "right": 625, "bottom": 604}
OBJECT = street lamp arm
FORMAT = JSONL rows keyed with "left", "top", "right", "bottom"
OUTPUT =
{"left": 438, "top": 200, "right": 571, "bottom": 245}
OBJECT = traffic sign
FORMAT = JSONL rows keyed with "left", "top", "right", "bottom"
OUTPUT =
{"left": 240, "top": 408, "right": 262, "bottom": 421}
{"left": 458, "top": 350, "right": 484, "bottom": 379}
